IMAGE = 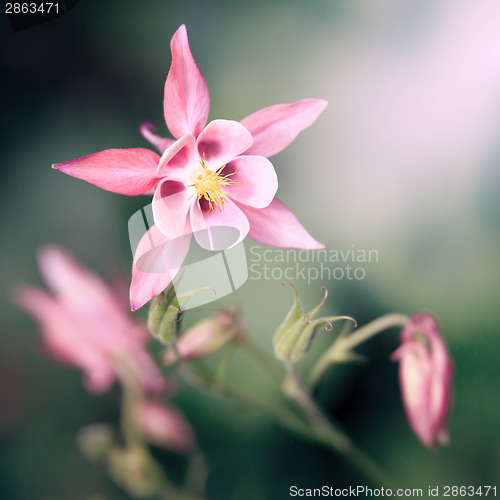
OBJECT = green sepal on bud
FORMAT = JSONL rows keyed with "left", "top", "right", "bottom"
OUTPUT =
{"left": 147, "top": 283, "right": 178, "bottom": 337}
{"left": 274, "top": 282, "right": 304, "bottom": 349}
{"left": 148, "top": 282, "right": 214, "bottom": 344}
{"left": 273, "top": 283, "right": 356, "bottom": 363}
{"left": 147, "top": 286, "right": 180, "bottom": 343}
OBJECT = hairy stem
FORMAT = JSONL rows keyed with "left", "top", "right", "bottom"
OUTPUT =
{"left": 176, "top": 359, "right": 309, "bottom": 436}
{"left": 338, "top": 313, "right": 410, "bottom": 351}
{"left": 309, "top": 313, "right": 411, "bottom": 389}
{"left": 240, "top": 336, "right": 284, "bottom": 382}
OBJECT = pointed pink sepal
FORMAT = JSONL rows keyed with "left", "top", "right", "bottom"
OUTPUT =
{"left": 237, "top": 197, "right": 324, "bottom": 249}
{"left": 164, "top": 24, "right": 210, "bottom": 139}
{"left": 53, "top": 148, "right": 160, "bottom": 196}
{"left": 240, "top": 98, "right": 328, "bottom": 157}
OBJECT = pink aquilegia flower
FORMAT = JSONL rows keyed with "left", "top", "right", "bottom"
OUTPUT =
{"left": 391, "top": 313, "right": 454, "bottom": 448}
{"left": 52, "top": 25, "right": 327, "bottom": 310}
{"left": 14, "top": 245, "right": 165, "bottom": 394}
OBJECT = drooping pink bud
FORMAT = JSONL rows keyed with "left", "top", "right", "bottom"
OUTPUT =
{"left": 134, "top": 401, "right": 195, "bottom": 454}
{"left": 391, "top": 313, "right": 454, "bottom": 448}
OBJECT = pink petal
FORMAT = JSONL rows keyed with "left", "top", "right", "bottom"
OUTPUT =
{"left": 128, "top": 349, "right": 167, "bottom": 395}
{"left": 428, "top": 340, "right": 454, "bottom": 441}
{"left": 135, "top": 402, "right": 196, "bottom": 453}
{"left": 13, "top": 284, "right": 57, "bottom": 325}
{"left": 224, "top": 155, "right": 277, "bottom": 208}
{"left": 240, "top": 99, "right": 328, "bottom": 157}
{"left": 37, "top": 246, "right": 120, "bottom": 315}
{"left": 130, "top": 225, "right": 191, "bottom": 311}
{"left": 398, "top": 346, "right": 434, "bottom": 447}
{"left": 152, "top": 180, "right": 192, "bottom": 239}
{"left": 190, "top": 200, "right": 249, "bottom": 251}
{"left": 236, "top": 198, "right": 324, "bottom": 249}
{"left": 12, "top": 286, "right": 80, "bottom": 366}
{"left": 173, "top": 327, "right": 219, "bottom": 359}
{"left": 83, "top": 363, "right": 117, "bottom": 394}
{"left": 14, "top": 285, "right": 117, "bottom": 394}
{"left": 157, "top": 134, "right": 196, "bottom": 179}
{"left": 53, "top": 149, "right": 160, "bottom": 196}
{"left": 197, "top": 120, "right": 253, "bottom": 169}
{"left": 139, "top": 122, "right": 174, "bottom": 154}
{"left": 164, "top": 25, "right": 210, "bottom": 139}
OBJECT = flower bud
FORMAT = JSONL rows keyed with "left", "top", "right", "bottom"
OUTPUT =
{"left": 163, "top": 310, "right": 240, "bottom": 363}
{"left": 391, "top": 313, "right": 454, "bottom": 448}
{"left": 134, "top": 401, "right": 196, "bottom": 454}
{"left": 147, "top": 284, "right": 177, "bottom": 337}
{"left": 148, "top": 285, "right": 216, "bottom": 344}
{"left": 274, "top": 283, "right": 355, "bottom": 363}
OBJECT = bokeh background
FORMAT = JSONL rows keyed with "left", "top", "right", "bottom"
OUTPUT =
{"left": 2, "top": 0, "right": 500, "bottom": 498}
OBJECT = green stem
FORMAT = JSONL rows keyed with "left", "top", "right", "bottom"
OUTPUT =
{"left": 213, "top": 342, "right": 236, "bottom": 390}
{"left": 176, "top": 360, "right": 308, "bottom": 436}
{"left": 240, "top": 336, "right": 284, "bottom": 382}
{"left": 175, "top": 348, "right": 394, "bottom": 487}
{"left": 113, "top": 355, "right": 144, "bottom": 448}
{"left": 285, "top": 363, "right": 350, "bottom": 452}
{"left": 337, "top": 313, "right": 410, "bottom": 351}
{"left": 309, "top": 313, "right": 411, "bottom": 389}
{"left": 168, "top": 338, "right": 312, "bottom": 437}
{"left": 168, "top": 320, "right": 399, "bottom": 488}
{"left": 113, "top": 356, "right": 208, "bottom": 500}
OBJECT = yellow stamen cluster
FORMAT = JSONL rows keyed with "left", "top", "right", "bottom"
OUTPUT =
{"left": 188, "top": 157, "right": 240, "bottom": 213}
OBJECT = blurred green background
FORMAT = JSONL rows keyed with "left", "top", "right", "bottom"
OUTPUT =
{"left": 2, "top": 0, "right": 500, "bottom": 498}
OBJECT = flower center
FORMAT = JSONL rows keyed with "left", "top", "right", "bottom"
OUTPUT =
{"left": 188, "top": 157, "right": 240, "bottom": 213}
